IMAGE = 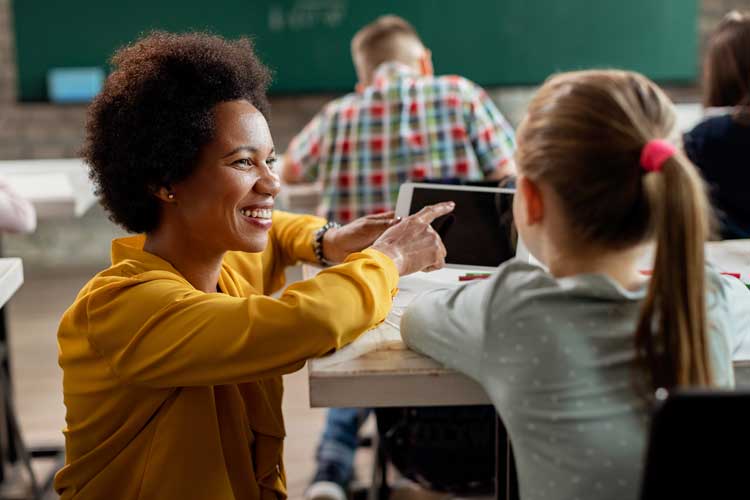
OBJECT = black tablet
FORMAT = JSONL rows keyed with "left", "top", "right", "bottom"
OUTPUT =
{"left": 395, "top": 183, "right": 526, "bottom": 269}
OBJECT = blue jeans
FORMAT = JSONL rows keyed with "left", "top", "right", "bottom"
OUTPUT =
{"left": 314, "top": 408, "right": 372, "bottom": 485}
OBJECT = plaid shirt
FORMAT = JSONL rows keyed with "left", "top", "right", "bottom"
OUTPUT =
{"left": 285, "top": 62, "right": 516, "bottom": 223}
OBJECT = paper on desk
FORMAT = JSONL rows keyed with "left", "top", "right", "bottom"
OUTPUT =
{"left": 706, "top": 241, "right": 750, "bottom": 283}
{"left": 637, "top": 241, "right": 750, "bottom": 283}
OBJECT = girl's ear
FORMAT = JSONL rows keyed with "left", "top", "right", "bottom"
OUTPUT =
{"left": 519, "top": 175, "right": 544, "bottom": 225}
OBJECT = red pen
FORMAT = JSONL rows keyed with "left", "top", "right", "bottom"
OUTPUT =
{"left": 458, "top": 274, "right": 491, "bottom": 282}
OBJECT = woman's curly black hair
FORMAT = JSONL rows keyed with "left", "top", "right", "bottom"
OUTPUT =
{"left": 83, "top": 31, "right": 272, "bottom": 233}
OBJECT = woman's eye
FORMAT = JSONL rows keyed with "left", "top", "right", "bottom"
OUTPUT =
{"left": 233, "top": 158, "right": 253, "bottom": 168}
{"left": 267, "top": 157, "right": 278, "bottom": 168}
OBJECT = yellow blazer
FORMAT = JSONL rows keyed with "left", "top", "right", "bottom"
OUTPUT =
{"left": 54, "top": 211, "right": 398, "bottom": 499}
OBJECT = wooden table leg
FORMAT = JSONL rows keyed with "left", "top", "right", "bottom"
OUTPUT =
{"left": 0, "top": 234, "right": 17, "bottom": 484}
{"left": 0, "top": 307, "right": 15, "bottom": 484}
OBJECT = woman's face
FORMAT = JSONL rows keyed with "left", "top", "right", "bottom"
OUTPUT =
{"left": 170, "top": 99, "right": 280, "bottom": 254}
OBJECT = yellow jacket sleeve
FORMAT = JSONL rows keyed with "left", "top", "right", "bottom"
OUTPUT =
{"left": 70, "top": 249, "right": 398, "bottom": 388}
{"left": 267, "top": 210, "right": 325, "bottom": 266}
{"left": 233, "top": 210, "right": 325, "bottom": 295}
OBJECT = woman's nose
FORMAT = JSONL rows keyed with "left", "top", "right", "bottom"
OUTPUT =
{"left": 256, "top": 164, "right": 281, "bottom": 198}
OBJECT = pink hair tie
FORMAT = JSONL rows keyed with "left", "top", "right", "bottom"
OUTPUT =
{"left": 640, "top": 139, "right": 676, "bottom": 173}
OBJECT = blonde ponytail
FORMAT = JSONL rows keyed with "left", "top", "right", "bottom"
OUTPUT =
{"left": 516, "top": 70, "right": 716, "bottom": 393}
{"left": 635, "top": 153, "right": 713, "bottom": 389}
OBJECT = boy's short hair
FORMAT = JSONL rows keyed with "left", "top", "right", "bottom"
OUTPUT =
{"left": 351, "top": 15, "right": 425, "bottom": 83}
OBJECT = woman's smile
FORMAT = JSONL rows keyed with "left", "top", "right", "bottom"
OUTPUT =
{"left": 238, "top": 205, "right": 274, "bottom": 229}
{"left": 162, "top": 99, "right": 280, "bottom": 254}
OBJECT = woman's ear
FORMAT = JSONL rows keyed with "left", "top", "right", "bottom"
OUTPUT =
{"left": 519, "top": 175, "right": 544, "bottom": 225}
{"left": 154, "top": 186, "right": 176, "bottom": 203}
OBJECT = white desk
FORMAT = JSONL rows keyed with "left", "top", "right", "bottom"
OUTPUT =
{"left": 0, "top": 259, "right": 23, "bottom": 311}
{"left": 0, "top": 158, "right": 97, "bottom": 219}
{"left": 674, "top": 102, "right": 704, "bottom": 132}
{"left": 0, "top": 258, "right": 21, "bottom": 482}
{"left": 308, "top": 241, "right": 750, "bottom": 407}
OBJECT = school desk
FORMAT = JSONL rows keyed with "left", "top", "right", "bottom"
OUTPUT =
{"left": 306, "top": 265, "right": 513, "bottom": 500}
{"left": 306, "top": 240, "right": 750, "bottom": 499}
{"left": 0, "top": 259, "right": 22, "bottom": 318}
{"left": 0, "top": 158, "right": 96, "bottom": 397}
{"left": 0, "top": 258, "right": 25, "bottom": 487}
{"left": 0, "top": 159, "right": 91, "bottom": 491}
{"left": 0, "top": 158, "right": 97, "bottom": 219}
{"left": 308, "top": 240, "right": 750, "bottom": 408}
{"left": 0, "top": 260, "right": 23, "bottom": 382}
{"left": 0, "top": 258, "right": 56, "bottom": 497}
{"left": 674, "top": 102, "right": 703, "bottom": 132}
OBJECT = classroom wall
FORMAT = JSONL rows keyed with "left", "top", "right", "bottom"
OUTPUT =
{"left": 0, "top": 0, "right": 748, "bottom": 270}
{"left": 2, "top": 0, "right": 746, "bottom": 161}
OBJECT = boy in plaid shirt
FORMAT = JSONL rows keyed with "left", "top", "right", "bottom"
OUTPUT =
{"left": 282, "top": 15, "right": 516, "bottom": 224}
{"left": 288, "top": 15, "right": 516, "bottom": 500}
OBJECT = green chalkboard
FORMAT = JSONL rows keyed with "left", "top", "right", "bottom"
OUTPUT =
{"left": 13, "top": 0, "right": 698, "bottom": 101}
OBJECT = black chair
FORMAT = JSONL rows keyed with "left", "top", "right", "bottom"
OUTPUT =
{"left": 640, "top": 388, "right": 750, "bottom": 500}
{"left": 372, "top": 406, "right": 519, "bottom": 500}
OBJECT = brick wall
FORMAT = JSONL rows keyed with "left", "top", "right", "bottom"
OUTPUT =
{"left": 0, "top": 0, "right": 88, "bottom": 160}
{"left": 0, "top": 0, "right": 748, "bottom": 269}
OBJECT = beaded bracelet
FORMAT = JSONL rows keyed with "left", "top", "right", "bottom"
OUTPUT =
{"left": 312, "top": 221, "right": 341, "bottom": 267}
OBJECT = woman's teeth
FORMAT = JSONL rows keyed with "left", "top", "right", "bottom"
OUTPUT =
{"left": 240, "top": 208, "right": 272, "bottom": 219}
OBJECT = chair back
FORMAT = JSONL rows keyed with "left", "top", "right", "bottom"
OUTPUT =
{"left": 640, "top": 389, "right": 750, "bottom": 499}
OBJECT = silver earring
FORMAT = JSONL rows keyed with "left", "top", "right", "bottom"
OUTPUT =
{"left": 167, "top": 193, "right": 175, "bottom": 200}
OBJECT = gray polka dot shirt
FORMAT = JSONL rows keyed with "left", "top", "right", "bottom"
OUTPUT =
{"left": 401, "top": 260, "right": 740, "bottom": 500}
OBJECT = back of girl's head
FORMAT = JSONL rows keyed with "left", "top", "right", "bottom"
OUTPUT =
{"left": 517, "top": 70, "right": 714, "bottom": 391}
{"left": 703, "top": 11, "right": 750, "bottom": 110}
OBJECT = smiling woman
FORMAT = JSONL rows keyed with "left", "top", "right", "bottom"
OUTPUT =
{"left": 143, "top": 99, "right": 282, "bottom": 290}
{"left": 55, "top": 32, "right": 452, "bottom": 500}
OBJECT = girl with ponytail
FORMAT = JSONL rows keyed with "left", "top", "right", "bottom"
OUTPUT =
{"left": 401, "top": 70, "right": 748, "bottom": 500}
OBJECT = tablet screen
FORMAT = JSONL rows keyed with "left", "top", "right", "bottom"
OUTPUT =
{"left": 409, "top": 187, "right": 516, "bottom": 267}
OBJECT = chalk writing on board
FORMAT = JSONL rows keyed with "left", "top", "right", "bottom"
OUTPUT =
{"left": 268, "top": 0, "right": 347, "bottom": 32}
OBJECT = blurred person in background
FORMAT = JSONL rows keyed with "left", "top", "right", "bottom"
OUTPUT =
{"left": 684, "top": 11, "right": 750, "bottom": 239}
{"left": 283, "top": 15, "right": 515, "bottom": 500}
{"left": 282, "top": 14, "right": 515, "bottom": 224}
